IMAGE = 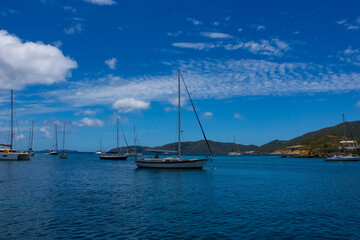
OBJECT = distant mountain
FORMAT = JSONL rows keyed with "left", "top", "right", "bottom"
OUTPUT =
{"left": 108, "top": 121, "right": 360, "bottom": 154}
{"left": 259, "top": 121, "right": 360, "bottom": 152}
{"left": 153, "top": 140, "right": 259, "bottom": 154}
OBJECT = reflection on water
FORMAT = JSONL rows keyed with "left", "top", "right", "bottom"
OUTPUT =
{"left": 0, "top": 153, "right": 360, "bottom": 239}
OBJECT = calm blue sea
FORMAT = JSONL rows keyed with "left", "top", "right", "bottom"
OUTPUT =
{"left": 0, "top": 153, "right": 360, "bottom": 239}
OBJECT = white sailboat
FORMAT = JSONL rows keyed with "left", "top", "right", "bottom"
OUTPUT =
{"left": 0, "top": 90, "right": 31, "bottom": 161}
{"left": 49, "top": 124, "right": 58, "bottom": 155}
{"left": 59, "top": 122, "right": 68, "bottom": 159}
{"left": 228, "top": 135, "right": 242, "bottom": 156}
{"left": 135, "top": 70, "right": 213, "bottom": 169}
{"left": 325, "top": 114, "right": 360, "bottom": 161}
{"left": 100, "top": 118, "right": 128, "bottom": 160}
{"left": 27, "top": 120, "right": 35, "bottom": 156}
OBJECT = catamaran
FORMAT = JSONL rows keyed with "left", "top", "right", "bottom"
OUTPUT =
{"left": 325, "top": 114, "right": 360, "bottom": 161}
{"left": 0, "top": 90, "right": 31, "bottom": 161}
{"left": 135, "top": 70, "right": 213, "bottom": 169}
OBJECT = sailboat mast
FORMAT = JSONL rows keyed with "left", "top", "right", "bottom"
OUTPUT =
{"left": 134, "top": 124, "right": 136, "bottom": 153}
{"left": 62, "top": 122, "right": 65, "bottom": 153}
{"left": 178, "top": 70, "right": 181, "bottom": 159}
{"left": 55, "top": 124, "right": 58, "bottom": 151}
{"left": 31, "top": 120, "right": 34, "bottom": 149}
{"left": 10, "top": 90, "right": 13, "bottom": 151}
{"left": 117, "top": 118, "right": 119, "bottom": 154}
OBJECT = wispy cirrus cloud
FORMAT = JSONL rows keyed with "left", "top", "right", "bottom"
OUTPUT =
{"left": 200, "top": 32, "right": 233, "bottom": 39}
{"left": 173, "top": 38, "right": 290, "bottom": 56}
{"left": 337, "top": 17, "right": 360, "bottom": 30}
{"left": 187, "top": 18, "right": 202, "bottom": 26}
{"left": 64, "top": 23, "right": 82, "bottom": 34}
{"left": 42, "top": 59, "right": 360, "bottom": 111}
{"left": 225, "top": 38, "right": 290, "bottom": 56}
{"left": 338, "top": 47, "right": 360, "bottom": 66}
{"left": 172, "top": 42, "right": 216, "bottom": 50}
{"left": 0, "top": 30, "right": 77, "bottom": 90}
{"left": 83, "top": 0, "right": 116, "bottom": 5}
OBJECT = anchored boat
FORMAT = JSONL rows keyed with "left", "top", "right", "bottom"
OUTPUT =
{"left": 135, "top": 70, "right": 213, "bottom": 169}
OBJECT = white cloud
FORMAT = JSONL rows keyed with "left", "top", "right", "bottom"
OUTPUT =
{"left": 40, "top": 126, "right": 51, "bottom": 139}
{"left": 338, "top": 47, "right": 360, "bottom": 66}
{"left": 225, "top": 38, "right": 290, "bottom": 56}
{"left": 167, "top": 31, "right": 183, "bottom": 37}
{"left": 172, "top": 42, "right": 216, "bottom": 50}
{"left": 337, "top": 18, "right": 360, "bottom": 30}
{"left": 42, "top": 59, "right": 360, "bottom": 109}
{"left": 105, "top": 57, "right": 117, "bottom": 70}
{"left": 84, "top": 0, "right": 116, "bottom": 5}
{"left": 186, "top": 18, "right": 202, "bottom": 26}
{"left": 238, "top": 28, "right": 243, "bottom": 32}
{"left": 75, "top": 109, "right": 98, "bottom": 116}
{"left": 64, "top": 24, "right": 82, "bottom": 34}
{"left": 252, "top": 24, "right": 266, "bottom": 31}
{"left": 233, "top": 113, "right": 242, "bottom": 119}
{"left": 203, "top": 112, "right": 213, "bottom": 117}
{"left": 173, "top": 38, "right": 290, "bottom": 56}
{"left": 356, "top": 101, "right": 360, "bottom": 107}
{"left": 63, "top": 6, "right": 76, "bottom": 12}
{"left": 53, "top": 40, "right": 62, "bottom": 48}
{"left": 200, "top": 32, "right": 233, "bottom": 39}
{"left": 113, "top": 98, "right": 150, "bottom": 112}
{"left": 0, "top": 30, "right": 77, "bottom": 90}
{"left": 16, "top": 134, "right": 25, "bottom": 140}
{"left": 73, "top": 117, "right": 103, "bottom": 127}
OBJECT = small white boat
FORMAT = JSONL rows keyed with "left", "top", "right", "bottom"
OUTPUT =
{"left": 50, "top": 124, "right": 59, "bottom": 155}
{"left": 135, "top": 70, "right": 212, "bottom": 169}
{"left": 228, "top": 134, "right": 242, "bottom": 156}
{"left": 95, "top": 150, "right": 102, "bottom": 154}
{"left": 325, "top": 154, "right": 360, "bottom": 162}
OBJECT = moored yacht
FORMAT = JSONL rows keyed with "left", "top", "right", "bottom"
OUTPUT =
{"left": 135, "top": 70, "right": 212, "bottom": 169}
{"left": 0, "top": 90, "right": 31, "bottom": 161}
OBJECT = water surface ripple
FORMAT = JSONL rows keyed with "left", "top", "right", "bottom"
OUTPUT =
{"left": 1, "top": 153, "right": 360, "bottom": 239}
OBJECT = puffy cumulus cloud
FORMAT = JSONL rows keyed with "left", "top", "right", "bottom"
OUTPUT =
{"left": 40, "top": 126, "right": 51, "bottom": 138}
{"left": 233, "top": 113, "right": 243, "bottom": 119}
{"left": 73, "top": 117, "right": 103, "bottom": 127}
{"left": 0, "top": 30, "right": 77, "bottom": 89}
{"left": 105, "top": 57, "right": 117, "bottom": 70}
{"left": 113, "top": 98, "right": 150, "bottom": 112}
{"left": 203, "top": 112, "right": 213, "bottom": 117}
{"left": 84, "top": 0, "right": 116, "bottom": 5}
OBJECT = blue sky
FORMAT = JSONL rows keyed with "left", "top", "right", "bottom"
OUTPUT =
{"left": 0, "top": 0, "right": 360, "bottom": 151}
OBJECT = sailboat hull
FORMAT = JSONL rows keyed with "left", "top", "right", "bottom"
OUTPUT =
{"left": 135, "top": 158, "right": 208, "bottom": 169}
{"left": 100, "top": 154, "right": 128, "bottom": 160}
{"left": 0, "top": 152, "right": 31, "bottom": 161}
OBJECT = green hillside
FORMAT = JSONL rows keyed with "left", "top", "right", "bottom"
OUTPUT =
{"left": 259, "top": 121, "right": 360, "bottom": 152}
